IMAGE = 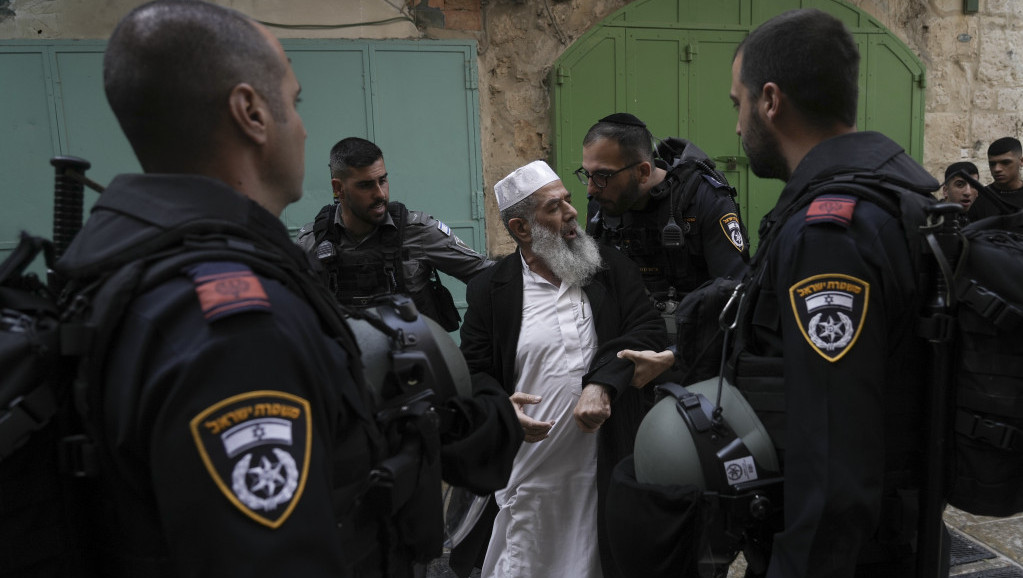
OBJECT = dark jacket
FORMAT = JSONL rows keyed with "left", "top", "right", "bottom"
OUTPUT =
{"left": 58, "top": 174, "right": 375, "bottom": 576}
{"left": 452, "top": 245, "right": 666, "bottom": 578}
{"left": 727, "top": 131, "right": 943, "bottom": 577}
{"left": 56, "top": 174, "right": 522, "bottom": 578}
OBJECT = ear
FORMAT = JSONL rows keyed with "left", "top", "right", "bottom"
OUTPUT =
{"left": 228, "top": 83, "right": 270, "bottom": 146}
{"left": 637, "top": 160, "right": 653, "bottom": 184}
{"left": 760, "top": 81, "right": 783, "bottom": 122}
{"left": 331, "top": 178, "right": 344, "bottom": 203}
{"left": 508, "top": 217, "right": 531, "bottom": 244}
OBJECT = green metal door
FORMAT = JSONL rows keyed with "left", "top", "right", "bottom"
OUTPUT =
{"left": 551, "top": 0, "right": 927, "bottom": 251}
{"left": 0, "top": 40, "right": 485, "bottom": 317}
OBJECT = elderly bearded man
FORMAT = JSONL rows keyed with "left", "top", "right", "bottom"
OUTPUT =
{"left": 450, "top": 161, "right": 665, "bottom": 578}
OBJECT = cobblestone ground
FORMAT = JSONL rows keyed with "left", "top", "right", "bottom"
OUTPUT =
{"left": 427, "top": 507, "right": 1023, "bottom": 577}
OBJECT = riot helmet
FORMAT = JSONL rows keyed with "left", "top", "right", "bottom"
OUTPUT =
{"left": 632, "top": 376, "right": 783, "bottom": 577}
{"left": 345, "top": 294, "right": 470, "bottom": 408}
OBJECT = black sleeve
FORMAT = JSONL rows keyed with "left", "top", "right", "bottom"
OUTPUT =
{"left": 765, "top": 205, "right": 912, "bottom": 578}
{"left": 583, "top": 249, "right": 668, "bottom": 396}
{"left": 440, "top": 372, "right": 523, "bottom": 494}
{"left": 106, "top": 275, "right": 359, "bottom": 576}
{"left": 695, "top": 181, "right": 750, "bottom": 281}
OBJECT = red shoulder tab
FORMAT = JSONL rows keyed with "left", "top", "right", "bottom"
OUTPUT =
{"left": 806, "top": 195, "right": 858, "bottom": 228}
{"left": 188, "top": 262, "right": 271, "bottom": 322}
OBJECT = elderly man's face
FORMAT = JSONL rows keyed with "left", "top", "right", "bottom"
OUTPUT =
{"left": 526, "top": 180, "right": 603, "bottom": 286}
{"left": 529, "top": 180, "right": 579, "bottom": 240}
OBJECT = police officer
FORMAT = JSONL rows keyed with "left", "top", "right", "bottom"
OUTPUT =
{"left": 55, "top": 2, "right": 521, "bottom": 576}
{"left": 725, "top": 9, "right": 947, "bottom": 577}
{"left": 296, "top": 137, "right": 492, "bottom": 328}
{"left": 580, "top": 113, "right": 750, "bottom": 324}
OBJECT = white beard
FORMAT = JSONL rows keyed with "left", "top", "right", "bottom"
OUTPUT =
{"left": 530, "top": 221, "right": 604, "bottom": 286}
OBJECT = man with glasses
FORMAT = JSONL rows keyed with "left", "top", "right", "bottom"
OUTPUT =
{"left": 579, "top": 113, "right": 750, "bottom": 341}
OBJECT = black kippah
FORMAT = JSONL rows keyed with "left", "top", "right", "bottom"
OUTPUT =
{"left": 599, "top": 112, "right": 647, "bottom": 128}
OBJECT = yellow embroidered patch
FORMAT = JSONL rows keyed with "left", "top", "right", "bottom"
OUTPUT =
{"left": 789, "top": 274, "right": 870, "bottom": 362}
{"left": 719, "top": 212, "right": 746, "bottom": 252}
{"left": 191, "top": 391, "right": 312, "bottom": 528}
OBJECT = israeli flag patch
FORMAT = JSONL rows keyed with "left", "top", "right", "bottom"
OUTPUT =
{"left": 191, "top": 391, "right": 312, "bottom": 529}
{"left": 437, "top": 221, "right": 452, "bottom": 236}
{"left": 789, "top": 274, "right": 870, "bottom": 362}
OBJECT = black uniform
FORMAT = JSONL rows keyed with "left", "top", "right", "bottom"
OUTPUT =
{"left": 725, "top": 132, "right": 944, "bottom": 577}
{"left": 56, "top": 175, "right": 522, "bottom": 577}
{"left": 585, "top": 139, "right": 749, "bottom": 313}
{"left": 969, "top": 183, "right": 1023, "bottom": 221}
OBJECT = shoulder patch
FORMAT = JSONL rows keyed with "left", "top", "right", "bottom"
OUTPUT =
{"left": 437, "top": 220, "right": 452, "bottom": 236}
{"left": 719, "top": 213, "right": 746, "bottom": 252}
{"left": 806, "top": 195, "right": 857, "bottom": 228}
{"left": 789, "top": 274, "right": 869, "bottom": 362}
{"left": 191, "top": 391, "right": 312, "bottom": 529}
{"left": 188, "top": 262, "right": 271, "bottom": 322}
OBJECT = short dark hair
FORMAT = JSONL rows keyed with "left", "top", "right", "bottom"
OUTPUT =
{"left": 737, "top": 9, "right": 860, "bottom": 129}
{"left": 329, "top": 137, "right": 384, "bottom": 179}
{"left": 987, "top": 137, "right": 1022, "bottom": 157}
{"left": 104, "top": 0, "right": 286, "bottom": 171}
{"left": 582, "top": 116, "right": 654, "bottom": 165}
{"left": 944, "top": 161, "right": 979, "bottom": 182}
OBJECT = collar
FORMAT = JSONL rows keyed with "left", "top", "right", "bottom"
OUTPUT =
{"left": 773, "top": 131, "right": 906, "bottom": 217}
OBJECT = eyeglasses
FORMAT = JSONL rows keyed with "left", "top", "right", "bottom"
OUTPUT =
{"left": 574, "top": 161, "right": 641, "bottom": 190}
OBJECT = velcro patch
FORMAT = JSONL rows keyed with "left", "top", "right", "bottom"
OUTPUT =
{"left": 437, "top": 221, "right": 452, "bottom": 236}
{"left": 188, "top": 262, "right": 271, "bottom": 322}
{"left": 191, "top": 391, "right": 312, "bottom": 528}
{"left": 789, "top": 274, "right": 869, "bottom": 362}
{"left": 719, "top": 212, "right": 746, "bottom": 252}
{"left": 806, "top": 195, "right": 857, "bottom": 227}
{"left": 702, "top": 173, "right": 726, "bottom": 189}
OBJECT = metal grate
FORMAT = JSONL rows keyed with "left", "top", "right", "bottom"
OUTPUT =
{"left": 958, "top": 568, "right": 1023, "bottom": 578}
{"left": 951, "top": 529, "right": 999, "bottom": 567}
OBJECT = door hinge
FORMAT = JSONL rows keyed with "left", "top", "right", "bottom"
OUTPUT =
{"left": 712, "top": 155, "right": 749, "bottom": 171}
{"left": 472, "top": 188, "right": 485, "bottom": 219}
{"left": 556, "top": 65, "right": 570, "bottom": 85}
{"left": 682, "top": 43, "right": 697, "bottom": 62}
{"left": 465, "top": 59, "right": 478, "bottom": 90}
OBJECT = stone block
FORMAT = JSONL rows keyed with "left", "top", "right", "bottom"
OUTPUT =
{"left": 443, "top": 9, "right": 481, "bottom": 31}
{"left": 444, "top": 0, "right": 479, "bottom": 11}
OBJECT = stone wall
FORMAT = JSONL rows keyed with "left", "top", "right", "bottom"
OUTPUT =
{"left": 2, "top": 0, "right": 1019, "bottom": 255}
{"left": 443, "top": 0, "right": 1023, "bottom": 254}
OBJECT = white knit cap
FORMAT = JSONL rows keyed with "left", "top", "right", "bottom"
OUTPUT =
{"left": 494, "top": 160, "right": 560, "bottom": 211}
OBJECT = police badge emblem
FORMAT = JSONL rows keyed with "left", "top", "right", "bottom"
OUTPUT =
{"left": 719, "top": 213, "right": 746, "bottom": 252}
{"left": 191, "top": 391, "right": 312, "bottom": 528}
{"left": 789, "top": 274, "right": 870, "bottom": 362}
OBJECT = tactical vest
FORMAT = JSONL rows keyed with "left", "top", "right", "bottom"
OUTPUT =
{"left": 586, "top": 156, "right": 735, "bottom": 308}
{"left": 313, "top": 202, "right": 444, "bottom": 323}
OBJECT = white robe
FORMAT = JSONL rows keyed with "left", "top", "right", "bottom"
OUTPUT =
{"left": 481, "top": 261, "right": 602, "bottom": 578}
